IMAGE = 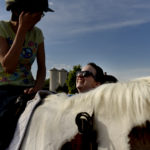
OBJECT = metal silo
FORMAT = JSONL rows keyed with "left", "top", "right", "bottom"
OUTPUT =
{"left": 59, "top": 69, "right": 68, "bottom": 86}
{"left": 49, "top": 68, "right": 59, "bottom": 92}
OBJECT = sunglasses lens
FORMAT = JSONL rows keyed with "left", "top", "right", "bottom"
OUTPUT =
{"left": 83, "top": 71, "right": 90, "bottom": 77}
{"left": 76, "top": 71, "right": 93, "bottom": 77}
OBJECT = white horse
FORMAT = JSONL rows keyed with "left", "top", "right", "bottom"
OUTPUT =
{"left": 9, "top": 76, "right": 150, "bottom": 150}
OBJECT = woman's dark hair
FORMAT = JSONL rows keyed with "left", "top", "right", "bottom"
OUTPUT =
{"left": 87, "top": 62, "right": 105, "bottom": 84}
{"left": 104, "top": 75, "right": 118, "bottom": 83}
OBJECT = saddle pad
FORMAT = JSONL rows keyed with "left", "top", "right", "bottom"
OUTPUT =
{"left": 7, "top": 90, "right": 51, "bottom": 150}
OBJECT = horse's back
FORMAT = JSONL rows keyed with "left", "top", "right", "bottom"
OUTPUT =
{"left": 20, "top": 76, "right": 150, "bottom": 150}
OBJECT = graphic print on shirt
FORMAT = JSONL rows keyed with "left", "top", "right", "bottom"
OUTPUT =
{"left": 21, "top": 48, "right": 33, "bottom": 59}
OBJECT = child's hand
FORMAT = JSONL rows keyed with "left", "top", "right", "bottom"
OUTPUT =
{"left": 24, "top": 86, "right": 39, "bottom": 94}
{"left": 18, "top": 11, "right": 43, "bottom": 31}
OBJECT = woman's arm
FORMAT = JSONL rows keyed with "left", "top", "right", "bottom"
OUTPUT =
{"left": 0, "top": 26, "right": 27, "bottom": 73}
{"left": 24, "top": 42, "right": 46, "bottom": 94}
{"left": 0, "top": 12, "right": 43, "bottom": 73}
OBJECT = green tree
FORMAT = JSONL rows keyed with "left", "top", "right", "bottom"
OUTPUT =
{"left": 66, "top": 65, "right": 81, "bottom": 94}
{"left": 56, "top": 83, "right": 68, "bottom": 93}
{"left": 42, "top": 78, "right": 49, "bottom": 90}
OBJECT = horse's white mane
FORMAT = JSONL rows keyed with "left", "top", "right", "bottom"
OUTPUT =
{"left": 20, "top": 76, "right": 150, "bottom": 150}
{"left": 93, "top": 76, "right": 150, "bottom": 122}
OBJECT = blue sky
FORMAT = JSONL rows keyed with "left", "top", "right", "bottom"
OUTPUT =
{"left": 0, "top": 0, "right": 150, "bottom": 81}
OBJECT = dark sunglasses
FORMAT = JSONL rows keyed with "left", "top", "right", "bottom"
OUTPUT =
{"left": 76, "top": 71, "right": 96, "bottom": 79}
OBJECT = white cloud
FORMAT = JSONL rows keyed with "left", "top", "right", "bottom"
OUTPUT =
{"left": 51, "top": 64, "right": 72, "bottom": 71}
{"left": 69, "top": 19, "right": 149, "bottom": 35}
{"left": 38, "top": 0, "right": 150, "bottom": 43}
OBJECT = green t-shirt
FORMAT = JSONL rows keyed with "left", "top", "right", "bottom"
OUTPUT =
{"left": 0, "top": 21, "right": 44, "bottom": 86}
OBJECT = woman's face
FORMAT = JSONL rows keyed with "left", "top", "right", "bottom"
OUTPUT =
{"left": 76, "top": 65, "right": 100, "bottom": 93}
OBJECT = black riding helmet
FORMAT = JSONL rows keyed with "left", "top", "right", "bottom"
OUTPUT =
{"left": 5, "top": 0, "right": 54, "bottom": 12}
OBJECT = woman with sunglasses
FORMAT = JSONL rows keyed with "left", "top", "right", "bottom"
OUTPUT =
{"left": 76, "top": 62, "right": 105, "bottom": 93}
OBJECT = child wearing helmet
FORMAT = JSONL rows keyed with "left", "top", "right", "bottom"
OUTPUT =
{"left": 0, "top": 0, "right": 54, "bottom": 149}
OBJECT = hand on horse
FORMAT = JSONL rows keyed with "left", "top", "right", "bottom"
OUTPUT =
{"left": 24, "top": 86, "right": 39, "bottom": 95}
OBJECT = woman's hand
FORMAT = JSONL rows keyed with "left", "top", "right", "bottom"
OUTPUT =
{"left": 24, "top": 86, "right": 40, "bottom": 94}
{"left": 18, "top": 11, "right": 43, "bottom": 31}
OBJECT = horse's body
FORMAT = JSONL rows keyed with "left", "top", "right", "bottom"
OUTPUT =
{"left": 13, "top": 76, "right": 150, "bottom": 150}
